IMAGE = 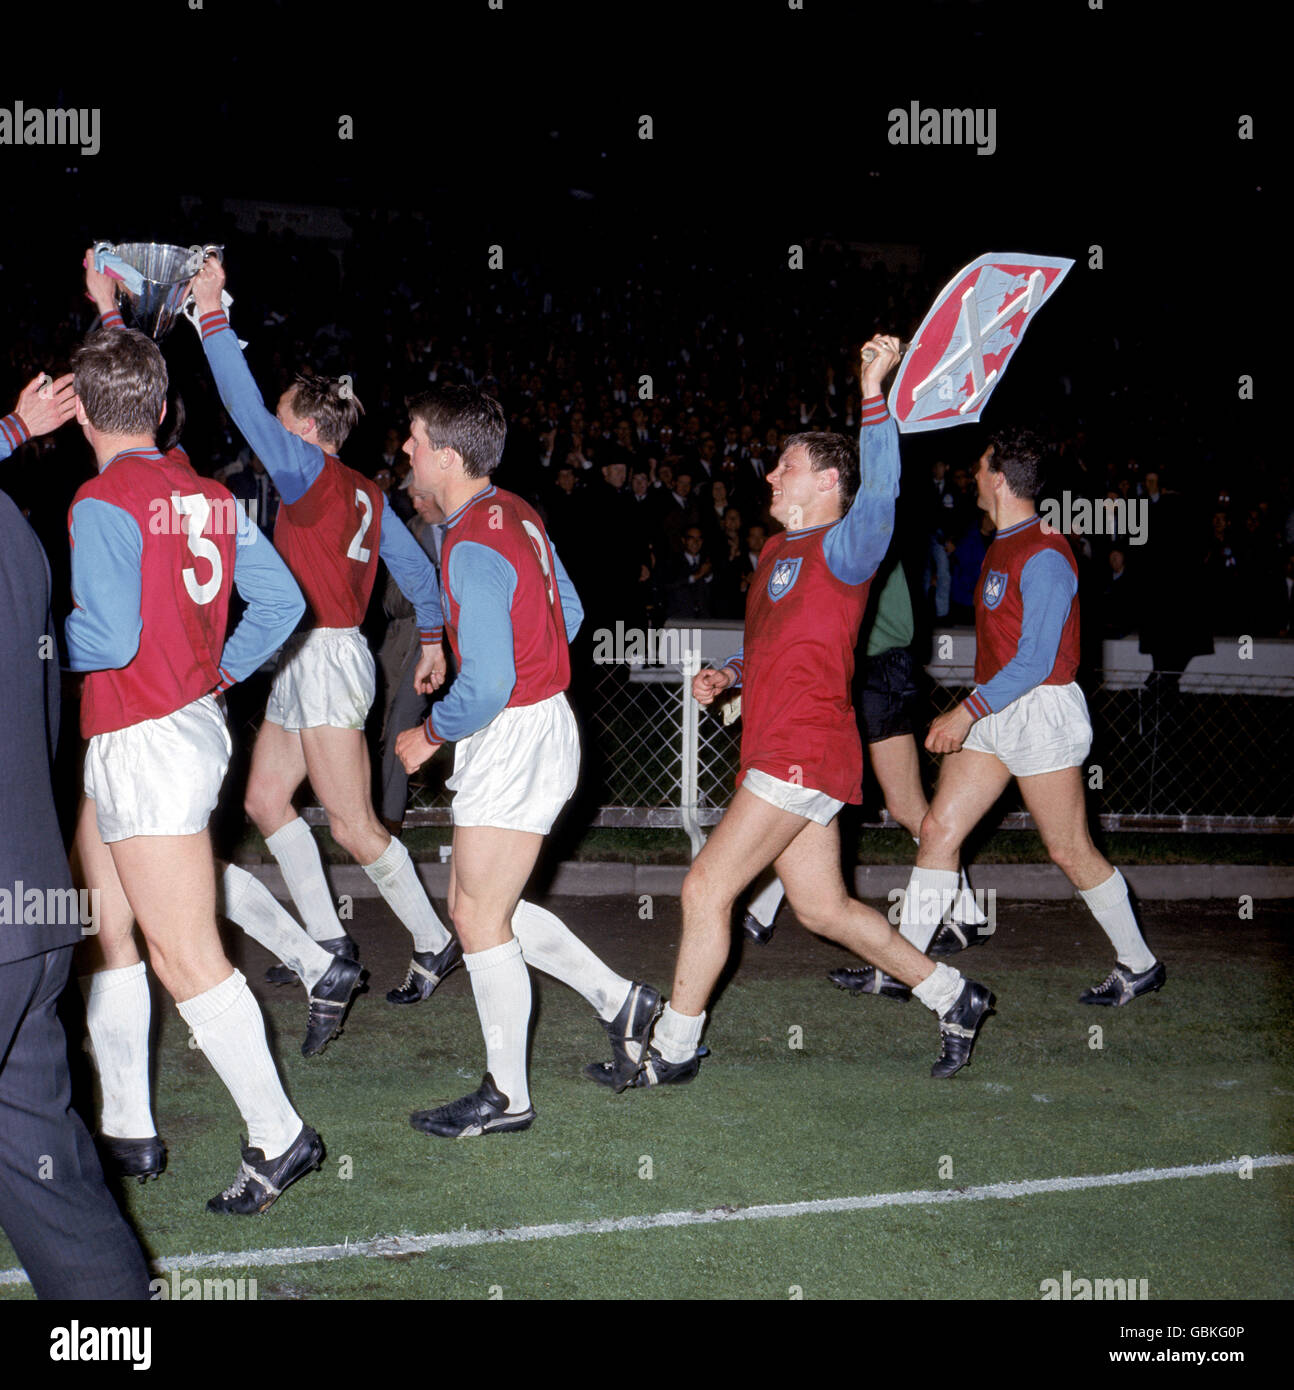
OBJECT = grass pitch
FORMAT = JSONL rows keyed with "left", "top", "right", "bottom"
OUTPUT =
{"left": 2, "top": 896, "right": 1290, "bottom": 1300}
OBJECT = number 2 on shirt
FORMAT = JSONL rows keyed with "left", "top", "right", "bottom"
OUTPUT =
{"left": 346, "top": 488, "right": 373, "bottom": 563}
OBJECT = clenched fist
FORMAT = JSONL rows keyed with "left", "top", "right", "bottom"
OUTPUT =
{"left": 692, "top": 665, "right": 736, "bottom": 706}
{"left": 395, "top": 724, "right": 442, "bottom": 774}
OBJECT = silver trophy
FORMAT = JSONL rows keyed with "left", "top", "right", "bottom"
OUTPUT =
{"left": 93, "top": 241, "right": 224, "bottom": 340}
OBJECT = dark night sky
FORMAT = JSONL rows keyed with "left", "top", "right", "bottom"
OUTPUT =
{"left": 3, "top": 0, "right": 1269, "bottom": 463}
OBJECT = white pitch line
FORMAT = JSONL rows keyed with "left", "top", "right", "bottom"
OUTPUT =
{"left": 2, "top": 1153, "right": 1289, "bottom": 1288}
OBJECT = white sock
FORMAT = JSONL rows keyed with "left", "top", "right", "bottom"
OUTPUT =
{"left": 177, "top": 971, "right": 301, "bottom": 1158}
{"left": 898, "top": 866, "right": 960, "bottom": 952}
{"left": 1078, "top": 870, "right": 1156, "bottom": 973}
{"left": 222, "top": 863, "right": 334, "bottom": 991}
{"left": 265, "top": 816, "right": 344, "bottom": 944}
{"left": 949, "top": 864, "right": 989, "bottom": 927}
{"left": 464, "top": 939, "right": 532, "bottom": 1113}
{"left": 911, "top": 961, "right": 965, "bottom": 1018}
{"left": 652, "top": 1003, "right": 705, "bottom": 1064}
{"left": 746, "top": 873, "right": 785, "bottom": 928}
{"left": 362, "top": 836, "right": 451, "bottom": 952}
{"left": 511, "top": 899, "right": 631, "bottom": 1020}
{"left": 81, "top": 963, "right": 155, "bottom": 1138}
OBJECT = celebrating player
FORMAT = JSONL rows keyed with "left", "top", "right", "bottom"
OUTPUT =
{"left": 880, "top": 430, "right": 1165, "bottom": 1005}
{"left": 66, "top": 309, "right": 328, "bottom": 1214}
{"left": 191, "top": 258, "right": 463, "bottom": 1007}
{"left": 597, "top": 338, "right": 996, "bottom": 1088}
{"left": 395, "top": 384, "right": 662, "bottom": 1135}
{"left": 740, "top": 553, "right": 990, "bottom": 964}
{"left": 76, "top": 260, "right": 368, "bottom": 1062}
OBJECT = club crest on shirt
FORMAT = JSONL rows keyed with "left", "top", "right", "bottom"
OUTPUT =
{"left": 768, "top": 555, "right": 802, "bottom": 601}
{"left": 982, "top": 568, "right": 1009, "bottom": 610}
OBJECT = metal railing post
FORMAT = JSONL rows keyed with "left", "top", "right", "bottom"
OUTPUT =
{"left": 679, "top": 650, "right": 706, "bottom": 859}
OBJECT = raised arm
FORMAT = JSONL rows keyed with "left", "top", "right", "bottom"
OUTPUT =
{"left": 82, "top": 246, "right": 127, "bottom": 334}
{"left": 191, "top": 259, "right": 323, "bottom": 504}
{"left": 214, "top": 504, "right": 306, "bottom": 689}
{"left": 822, "top": 336, "right": 904, "bottom": 587}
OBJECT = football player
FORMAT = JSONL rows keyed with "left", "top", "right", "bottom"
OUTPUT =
{"left": 601, "top": 338, "right": 996, "bottom": 1088}
{"left": 67, "top": 294, "right": 326, "bottom": 1214}
{"left": 887, "top": 430, "right": 1165, "bottom": 1006}
{"left": 395, "top": 384, "right": 662, "bottom": 1134}
{"left": 740, "top": 555, "right": 991, "bottom": 966}
{"left": 191, "top": 257, "right": 462, "bottom": 1007}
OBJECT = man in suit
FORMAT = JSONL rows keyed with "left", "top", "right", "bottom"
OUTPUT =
{"left": 662, "top": 526, "right": 714, "bottom": 619}
{"left": 0, "top": 372, "right": 151, "bottom": 1299}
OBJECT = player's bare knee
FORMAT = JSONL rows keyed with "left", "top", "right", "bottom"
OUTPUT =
{"left": 918, "top": 807, "right": 956, "bottom": 855}
{"left": 448, "top": 894, "right": 479, "bottom": 938}
{"left": 681, "top": 865, "right": 731, "bottom": 922}
{"left": 1046, "top": 840, "right": 1082, "bottom": 875}
{"left": 888, "top": 795, "right": 927, "bottom": 838}
{"left": 795, "top": 903, "right": 844, "bottom": 939}
{"left": 243, "top": 786, "right": 284, "bottom": 834}
{"left": 325, "top": 814, "right": 363, "bottom": 860}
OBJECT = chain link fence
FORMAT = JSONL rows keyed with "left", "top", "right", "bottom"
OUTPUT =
{"left": 221, "top": 635, "right": 1291, "bottom": 845}
{"left": 392, "top": 658, "right": 1293, "bottom": 841}
{"left": 923, "top": 665, "right": 1294, "bottom": 830}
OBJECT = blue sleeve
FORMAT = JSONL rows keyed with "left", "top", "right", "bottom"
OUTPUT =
{"left": 377, "top": 495, "right": 444, "bottom": 641}
{"left": 198, "top": 311, "right": 322, "bottom": 505}
{"left": 968, "top": 550, "right": 1078, "bottom": 717}
{"left": 822, "top": 402, "right": 900, "bottom": 587}
{"left": 551, "top": 543, "right": 583, "bottom": 642}
{"left": 721, "top": 645, "right": 745, "bottom": 687}
{"left": 0, "top": 411, "right": 31, "bottom": 460}
{"left": 215, "top": 504, "right": 306, "bottom": 687}
{"left": 65, "top": 499, "right": 144, "bottom": 670}
{"left": 426, "top": 543, "right": 518, "bottom": 742}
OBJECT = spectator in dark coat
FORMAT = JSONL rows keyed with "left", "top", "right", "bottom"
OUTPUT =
{"left": 0, "top": 378, "right": 150, "bottom": 1299}
{"left": 662, "top": 525, "right": 714, "bottom": 619}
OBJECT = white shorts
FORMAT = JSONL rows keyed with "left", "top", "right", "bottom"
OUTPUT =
{"left": 84, "top": 694, "right": 232, "bottom": 842}
{"left": 447, "top": 693, "right": 580, "bottom": 835}
{"left": 265, "top": 627, "right": 376, "bottom": 732}
{"left": 962, "top": 681, "right": 1093, "bottom": 778}
{"left": 742, "top": 768, "right": 844, "bottom": 826}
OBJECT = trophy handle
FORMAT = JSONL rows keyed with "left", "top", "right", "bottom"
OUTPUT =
{"left": 180, "top": 245, "right": 225, "bottom": 316}
{"left": 90, "top": 241, "right": 124, "bottom": 306}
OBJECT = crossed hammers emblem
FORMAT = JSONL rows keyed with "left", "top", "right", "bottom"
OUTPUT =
{"left": 910, "top": 269, "right": 1046, "bottom": 414}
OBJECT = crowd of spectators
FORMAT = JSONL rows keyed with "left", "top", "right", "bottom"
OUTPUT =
{"left": 2, "top": 206, "right": 1289, "bottom": 669}
{"left": 922, "top": 446, "right": 1294, "bottom": 647}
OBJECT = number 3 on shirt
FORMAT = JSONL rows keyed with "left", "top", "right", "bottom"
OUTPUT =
{"left": 173, "top": 492, "right": 221, "bottom": 605}
{"left": 347, "top": 488, "right": 373, "bottom": 563}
